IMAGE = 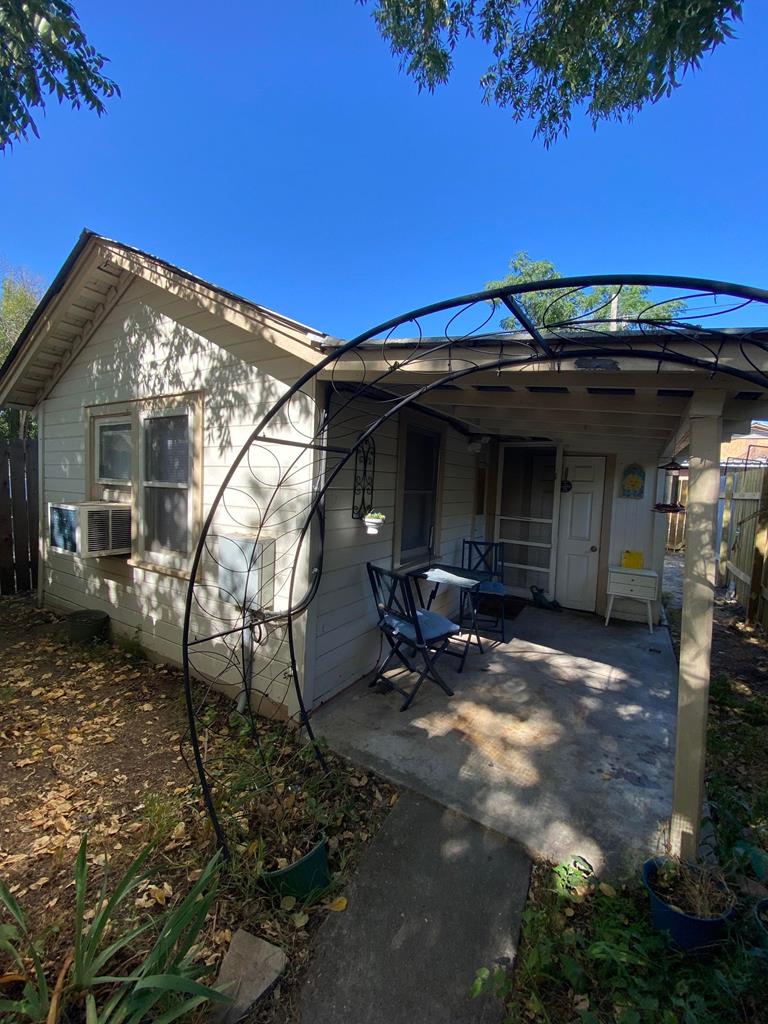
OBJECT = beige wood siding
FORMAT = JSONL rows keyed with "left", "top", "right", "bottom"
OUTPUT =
{"left": 309, "top": 393, "right": 476, "bottom": 707}
{"left": 40, "top": 278, "right": 317, "bottom": 715}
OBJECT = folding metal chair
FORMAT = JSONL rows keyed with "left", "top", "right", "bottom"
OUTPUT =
{"left": 366, "top": 562, "right": 461, "bottom": 711}
{"left": 460, "top": 539, "right": 507, "bottom": 643}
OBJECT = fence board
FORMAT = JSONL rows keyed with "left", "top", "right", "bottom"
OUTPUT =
{"left": 0, "top": 439, "right": 39, "bottom": 596}
{"left": 0, "top": 442, "right": 14, "bottom": 593}
{"left": 9, "top": 439, "right": 30, "bottom": 592}
{"left": 26, "top": 440, "right": 39, "bottom": 590}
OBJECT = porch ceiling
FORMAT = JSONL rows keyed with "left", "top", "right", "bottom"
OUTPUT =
{"left": 383, "top": 382, "right": 768, "bottom": 455}
{"left": 317, "top": 335, "right": 768, "bottom": 454}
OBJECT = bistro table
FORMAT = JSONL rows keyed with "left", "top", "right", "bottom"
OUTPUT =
{"left": 406, "top": 562, "right": 494, "bottom": 664}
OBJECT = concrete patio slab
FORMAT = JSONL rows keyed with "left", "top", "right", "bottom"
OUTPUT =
{"left": 313, "top": 607, "right": 677, "bottom": 873}
{"left": 299, "top": 791, "right": 530, "bottom": 1024}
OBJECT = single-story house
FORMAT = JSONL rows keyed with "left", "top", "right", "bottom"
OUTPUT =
{"left": 3, "top": 231, "right": 768, "bottom": 857}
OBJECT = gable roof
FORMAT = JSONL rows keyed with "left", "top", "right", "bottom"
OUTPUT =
{"left": 0, "top": 230, "right": 331, "bottom": 409}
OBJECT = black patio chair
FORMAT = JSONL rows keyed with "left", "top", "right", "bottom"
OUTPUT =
{"left": 366, "top": 562, "right": 463, "bottom": 711}
{"left": 460, "top": 539, "right": 507, "bottom": 643}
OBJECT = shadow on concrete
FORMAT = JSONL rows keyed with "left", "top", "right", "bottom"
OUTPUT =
{"left": 313, "top": 605, "right": 678, "bottom": 875}
{"left": 299, "top": 791, "right": 530, "bottom": 1024}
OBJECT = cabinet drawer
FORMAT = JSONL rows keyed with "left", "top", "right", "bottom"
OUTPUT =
{"left": 608, "top": 582, "right": 657, "bottom": 599}
{"left": 608, "top": 572, "right": 655, "bottom": 587}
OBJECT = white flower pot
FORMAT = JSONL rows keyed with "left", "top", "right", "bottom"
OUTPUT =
{"left": 363, "top": 517, "right": 385, "bottom": 535}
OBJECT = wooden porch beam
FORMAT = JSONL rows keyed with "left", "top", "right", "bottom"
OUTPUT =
{"left": 670, "top": 390, "right": 724, "bottom": 859}
{"left": 449, "top": 408, "right": 676, "bottom": 434}
{"left": 408, "top": 389, "right": 689, "bottom": 416}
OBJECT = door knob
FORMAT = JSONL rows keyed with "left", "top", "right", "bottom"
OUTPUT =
{"left": 590, "top": 545, "right": 598, "bottom": 552}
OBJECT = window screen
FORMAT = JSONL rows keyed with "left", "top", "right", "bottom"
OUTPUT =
{"left": 143, "top": 414, "right": 190, "bottom": 554}
{"left": 97, "top": 421, "right": 132, "bottom": 483}
{"left": 400, "top": 426, "right": 440, "bottom": 562}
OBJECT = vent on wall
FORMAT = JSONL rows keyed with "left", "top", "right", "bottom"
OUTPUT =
{"left": 49, "top": 503, "right": 132, "bottom": 557}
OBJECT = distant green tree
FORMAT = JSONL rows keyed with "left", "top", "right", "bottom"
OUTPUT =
{"left": 486, "top": 252, "right": 686, "bottom": 329}
{"left": 0, "top": 0, "right": 119, "bottom": 150}
{"left": 361, "top": 1, "right": 742, "bottom": 144}
{"left": 1, "top": 267, "right": 42, "bottom": 438}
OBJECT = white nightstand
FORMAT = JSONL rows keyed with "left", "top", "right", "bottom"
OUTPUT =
{"left": 605, "top": 566, "right": 658, "bottom": 634}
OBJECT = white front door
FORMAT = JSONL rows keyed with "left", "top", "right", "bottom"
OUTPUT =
{"left": 555, "top": 456, "right": 605, "bottom": 612}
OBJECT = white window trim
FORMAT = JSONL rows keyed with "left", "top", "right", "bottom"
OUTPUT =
{"left": 94, "top": 416, "right": 133, "bottom": 486}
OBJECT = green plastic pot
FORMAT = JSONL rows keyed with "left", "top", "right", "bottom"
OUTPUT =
{"left": 261, "top": 837, "right": 330, "bottom": 898}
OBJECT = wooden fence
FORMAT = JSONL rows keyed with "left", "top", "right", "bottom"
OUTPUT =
{"left": 721, "top": 460, "right": 768, "bottom": 628}
{"left": 0, "top": 439, "right": 39, "bottom": 595}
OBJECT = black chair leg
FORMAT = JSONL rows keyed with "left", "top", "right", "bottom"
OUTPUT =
{"left": 369, "top": 637, "right": 413, "bottom": 690}
{"left": 399, "top": 648, "right": 454, "bottom": 711}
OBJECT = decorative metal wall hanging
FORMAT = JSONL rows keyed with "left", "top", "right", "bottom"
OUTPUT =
{"left": 620, "top": 462, "right": 646, "bottom": 499}
{"left": 351, "top": 435, "right": 376, "bottom": 518}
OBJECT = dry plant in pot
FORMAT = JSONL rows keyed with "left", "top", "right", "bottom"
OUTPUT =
{"left": 642, "top": 856, "right": 736, "bottom": 952}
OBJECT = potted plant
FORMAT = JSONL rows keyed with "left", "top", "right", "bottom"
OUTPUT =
{"left": 642, "top": 857, "right": 735, "bottom": 952}
{"left": 245, "top": 783, "right": 331, "bottom": 899}
{"left": 261, "top": 834, "right": 330, "bottom": 899}
{"left": 362, "top": 510, "right": 386, "bottom": 535}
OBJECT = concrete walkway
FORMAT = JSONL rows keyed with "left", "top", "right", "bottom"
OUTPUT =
{"left": 299, "top": 791, "right": 530, "bottom": 1024}
{"left": 314, "top": 606, "right": 678, "bottom": 873}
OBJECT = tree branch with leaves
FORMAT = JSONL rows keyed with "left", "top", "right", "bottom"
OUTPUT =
{"left": 360, "top": 1, "right": 743, "bottom": 143}
{"left": 0, "top": 0, "right": 119, "bottom": 150}
{"left": 487, "top": 251, "right": 686, "bottom": 328}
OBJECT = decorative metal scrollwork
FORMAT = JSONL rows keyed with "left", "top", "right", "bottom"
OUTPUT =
{"left": 351, "top": 435, "right": 376, "bottom": 518}
{"left": 181, "top": 273, "right": 768, "bottom": 856}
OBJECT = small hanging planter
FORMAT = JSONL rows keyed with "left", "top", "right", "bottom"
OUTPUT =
{"left": 653, "top": 502, "right": 686, "bottom": 514}
{"left": 363, "top": 511, "right": 386, "bottom": 535}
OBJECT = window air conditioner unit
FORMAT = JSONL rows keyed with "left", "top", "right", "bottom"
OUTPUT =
{"left": 215, "top": 532, "right": 276, "bottom": 610}
{"left": 49, "top": 502, "right": 132, "bottom": 557}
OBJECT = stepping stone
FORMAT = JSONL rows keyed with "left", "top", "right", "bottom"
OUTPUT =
{"left": 299, "top": 791, "right": 530, "bottom": 1024}
{"left": 210, "top": 928, "right": 286, "bottom": 1023}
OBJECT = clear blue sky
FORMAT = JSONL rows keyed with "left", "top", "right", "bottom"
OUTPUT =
{"left": 2, "top": 1, "right": 767, "bottom": 338}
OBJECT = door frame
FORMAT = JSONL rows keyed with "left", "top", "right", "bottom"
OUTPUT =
{"left": 554, "top": 454, "right": 606, "bottom": 612}
{"left": 494, "top": 441, "right": 564, "bottom": 599}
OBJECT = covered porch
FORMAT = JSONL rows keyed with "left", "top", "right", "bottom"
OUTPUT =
{"left": 313, "top": 604, "right": 677, "bottom": 872}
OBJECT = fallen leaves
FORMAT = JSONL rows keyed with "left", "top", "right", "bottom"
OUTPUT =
{"left": 0, "top": 595, "right": 398, "bottom": 1003}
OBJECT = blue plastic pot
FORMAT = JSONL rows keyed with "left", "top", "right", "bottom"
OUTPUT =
{"left": 642, "top": 858, "right": 735, "bottom": 952}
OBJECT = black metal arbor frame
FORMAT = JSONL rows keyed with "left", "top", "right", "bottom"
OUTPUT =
{"left": 181, "top": 275, "right": 768, "bottom": 855}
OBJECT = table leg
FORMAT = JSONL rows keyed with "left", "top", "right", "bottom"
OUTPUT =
{"left": 605, "top": 594, "right": 615, "bottom": 627}
{"left": 646, "top": 599, "right": 654, "bottom": 634}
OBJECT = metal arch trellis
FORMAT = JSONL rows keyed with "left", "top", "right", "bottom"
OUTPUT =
{"left": 181, "top": 274, "right": 768, "bottom": 857}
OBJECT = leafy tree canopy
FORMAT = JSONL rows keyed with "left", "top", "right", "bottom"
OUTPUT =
{"left": 1, "top": 266, "right": 42, "bottom": 438}
{"left": 486, "top": 252, "right": 686, "bottom": 329}
{"left": 361, "top": 1, "right": 743, "bottom": 143}
{"left": 0, "top": 0, "right": 119, "bottom": 150}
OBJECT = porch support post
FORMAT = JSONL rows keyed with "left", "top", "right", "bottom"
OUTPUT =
{"left": 670, "top": 392, "right": 724, "bottom": 860}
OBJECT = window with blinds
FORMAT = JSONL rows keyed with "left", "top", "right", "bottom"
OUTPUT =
{"left": 142, "top": 413, "right": 190, "bottom": 555}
